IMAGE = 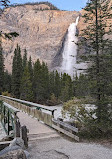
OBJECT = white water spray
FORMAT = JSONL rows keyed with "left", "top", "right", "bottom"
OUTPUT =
{"left": 60, "top": 16, "right": 79, "bottom": 77}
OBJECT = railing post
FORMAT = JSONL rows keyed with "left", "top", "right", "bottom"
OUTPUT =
{"left": 3, "top": 104, "right": 5, "bottom": 126}
{"left": 0, "top": 100, "right": 3, "bottom": 120}
{"left": 7, "top": 110, "right": 10, "bottom": 135}
{"left": 14, "top": 114, "right": 21, "bottom": 138}
{"left": 21, "top": 126, "right": 28, "bottom": 148}
{"left": 52, "top": 110, "right": 55, "bottom": 117}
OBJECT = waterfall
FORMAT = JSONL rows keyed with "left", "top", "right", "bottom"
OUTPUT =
{"left": 58, "top": 16, "right": 88, "bottom": 77}
{"left": 60, "top": 16, "right": 80, "bottom": 77}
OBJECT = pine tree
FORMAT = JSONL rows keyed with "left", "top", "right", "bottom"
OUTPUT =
{"left": 81, "top": 0, "right": 112, "bottom": 127}
{"left": 0, "top": 46, "right": 4, "bottom": 94}
{"left": 33, "top": 59, "right": 41, "bottom": 102}
{"left": 3, "top": 70, "right": 11, "bottom": 93}
{"left": 0, "top": 0, "right": 9, "bottom": 8}
{"left": 28, "top": 56, "right": 33, "bottom": 82}
{"left": 60, "top": 73, "right": 73, "bottom": 102}
{"left": 41, "top": 61, "right": 49, "bottom": 100}
{"left": 33, "top": 59, "right": 50, "bottom": 103}
{"left": 20, "top": 66, "right": 34, "bottom": 101}
{"left": 33, "top": 60, "right": 49, "bottom": 103}
{"left": 49, "top": 71, "right": 55, "bottom": 95}
{"left": 73, "top": 74, "right": 90, "bottom": 97}
{"left": 12, "top": 44, "right": 22, "bottom": 98}
{"left": 54, "top": 70, "right": 61, "bottom": 98}
{"left": 23, "top": 49, "right": 27, "bottom": 71}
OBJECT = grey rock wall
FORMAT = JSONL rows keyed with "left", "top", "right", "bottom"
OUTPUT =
{"left": 0, "top": 4, "right": 79, "bottom": 72}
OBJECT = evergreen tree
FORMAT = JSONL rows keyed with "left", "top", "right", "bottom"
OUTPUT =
{"left": 23, "top": 49, "right": 27, "bottom": 71}
{"left": 40, "top": 62, "right": 49, "bottom": 101}
{"left": 20, "top": 66, "right": 34, "bottom": 101}
{"left": 33, "top": 59, "right": 42, "bottom": 102}
{"left": 12, "top": 45, "right": 22, "bottom": 98}
{"left": 60, "top": 73, "right": 73, "bottom": 102}
{"left": 33, "top": 59, "right": 50, "bottom": 103}
{"left": 49, "top": 71, "right": 55, "bottom": 95}
{"left": 54, "top": 70, "right": 61, "bottom": 98}
{"left": 0, "top": 0, "right": 9, "bottom": 7}
{"left": 74, "top": 74, "right": 90, "bottom": 97}
{"left": 28, "top": 56, "right": 33, "bottom": 82}
{"left": 81, "top": 0, "right": 112, "bottom": 127}
{"left": 3, "top": 70, "right": 11, "bottom": 93}
{"left": 0, "top": 46, "right": 4, "bottom": 94}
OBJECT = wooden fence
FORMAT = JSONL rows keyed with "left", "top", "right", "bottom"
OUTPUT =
{"left": 52, "top": 118, "right": 79, "bottom": 141}
{"left": 0, "top": 96, "right": 53, "bottom": 127}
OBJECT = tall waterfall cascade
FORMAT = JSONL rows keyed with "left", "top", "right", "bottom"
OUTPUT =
{"left": 60, "top": 16, "right": 87, "bottom": 77}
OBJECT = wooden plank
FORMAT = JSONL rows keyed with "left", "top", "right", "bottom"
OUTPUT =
{"left": 52, "top": 124, "right": 79, "bottom": 141}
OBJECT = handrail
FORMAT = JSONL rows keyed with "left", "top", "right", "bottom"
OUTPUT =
{"left": 52, "top": 118, "right": 79, "bottom": 141}
{"left": 0, "top": 95, "right": 57, "bottom": 116}
{"left": 0, "top": 101, "right": 20, "bottom": 137}
{"left": 52, "top": 118, "right": 78, "bottom": 133}
{"left": 3, "top": 102, "right": 19, "bottom": 114}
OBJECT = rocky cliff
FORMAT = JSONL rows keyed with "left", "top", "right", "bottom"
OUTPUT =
{"left": 0, "top": 4, "right": 79, "bottom": 72}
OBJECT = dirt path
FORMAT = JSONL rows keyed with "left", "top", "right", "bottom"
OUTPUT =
{"left": 28, "top": 137, "right": 112, "bottom": 159}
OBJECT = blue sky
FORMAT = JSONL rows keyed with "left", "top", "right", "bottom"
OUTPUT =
{"left": 10, "top": 0, "right": 88, "bottom": 11}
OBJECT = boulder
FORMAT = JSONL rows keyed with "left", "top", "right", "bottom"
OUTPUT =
{"left": 24, "top": 150, "right": 30, "bottom": 159}
{"left": 9, "top": 138, "right": 25, "bottom": 149}
{"left": 0, "top": 149, "right": 27, "bottom": 159}
{"left": 0, "top": 145, "right": 21, "bottom": 156}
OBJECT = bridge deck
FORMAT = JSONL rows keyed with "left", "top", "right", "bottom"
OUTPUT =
{"left": 17, "top": 111, "right": 60, "bottom": 141}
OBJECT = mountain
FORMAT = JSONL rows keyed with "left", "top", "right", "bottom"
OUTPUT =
{"left": 0, "top": 3, "right": 79, "bottom": 72}
{"left": 1, "top": 1, "right": 111, "bottom": 72}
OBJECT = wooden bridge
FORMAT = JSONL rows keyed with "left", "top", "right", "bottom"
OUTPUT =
{"left": 0, "top": 95, "right": 79, "bottom": 144}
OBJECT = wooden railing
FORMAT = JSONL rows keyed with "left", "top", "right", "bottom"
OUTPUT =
{"left": 52, "top": 118, "right": 79, "bottom": 141}
{"left": 0, "top": 101, "right": 20, "bottom": 137}
{"left": 0, "top": 96, "right": 57, "bottom": 116}
{"left": 0, "top": 95, "right": 55, "bottom": 127}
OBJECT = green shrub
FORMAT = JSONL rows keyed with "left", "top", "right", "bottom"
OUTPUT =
{"left": 62, "top": 97, "right": 112, "bottom": 139}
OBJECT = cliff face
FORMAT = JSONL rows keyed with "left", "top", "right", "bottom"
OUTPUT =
{"left": 0, "top": 4, "right": 79, "bottom": 72}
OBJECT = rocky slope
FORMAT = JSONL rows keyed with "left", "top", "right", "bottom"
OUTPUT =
{"left": 0, "top": 4, "right": 79, "bottom": 72}
{"left": 1, "top": 1, "right": 111, "bottom": 72}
